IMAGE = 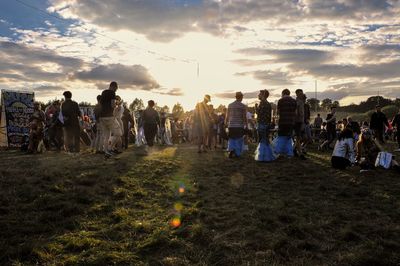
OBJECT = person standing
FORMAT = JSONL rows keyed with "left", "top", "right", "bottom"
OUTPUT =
{"left": 370, "top": 105, "right": 389, "bottom": 144}
{"left": 392, "top": 109, "right": 400, "bottom": 151}
{"left": 255, "top": 90, "right": 275, "bottom": 162}
{"left": 294, "top": 89, "right": 306, "bottom": 159}
{"left": 275, "top": 89, "right": 297, "bottom": 157}
{"left": 225, "top": 92, "right": 247, "bottom": 158}
{"left": 314, "top": 113, "right": 323, "bottom": 139}
{"left": 61, "top": 91, "right": 82, "bottom": 154}
{"left": 27, "top": 102, "right": 46, "bottom": 153}
{"left": 92, "top": 95, "right": 103, "bottom": 153}
{"left": 100, "top": 81, "right": 118, "bottom": 158}
{"left": 47, "top": 100, "right": 63, "bottom": 151}
{"left": 193, "top": 95, "right": 212, "bottom": 153}
{"left": 319, "top": 106, "right": 337, "bottom": 150}
{"left": 142, "top": 100, "right": 160, "bottom": 148}
{"left": 122, "top": 103, "right": 134, "bottom": 149}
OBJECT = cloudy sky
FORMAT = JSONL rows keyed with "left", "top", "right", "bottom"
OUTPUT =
{"left": 1, "top": 0, "right": 400, "bottom": 110}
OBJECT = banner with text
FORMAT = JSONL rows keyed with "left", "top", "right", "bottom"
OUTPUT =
{"left": 1, "top": 90, "right": 34, "bottom": 147}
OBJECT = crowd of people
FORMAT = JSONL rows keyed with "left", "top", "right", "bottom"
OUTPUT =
{"left": 25, "top": 81, "right": 400, "bottom": 171}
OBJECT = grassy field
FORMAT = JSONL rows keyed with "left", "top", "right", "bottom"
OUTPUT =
{"left": 1, "top": 143, "right": 400, "bottom": 265}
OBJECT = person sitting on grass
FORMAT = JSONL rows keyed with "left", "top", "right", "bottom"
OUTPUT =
{"left": 331, "top": 127, "right": 355, "bottom": 169}
{"left": 356, "top": 129, "right": 400, "bottom": 172}
{"left": 356, "top": 129, "right": 380, "bottom": 170}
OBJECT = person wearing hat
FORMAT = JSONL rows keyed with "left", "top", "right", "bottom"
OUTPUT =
{"left": 61, "top": 91, "right": 82, "bottom": 154}
{"left": 193, "top": 95, "right": 212, "bottom": 153}
{"left": 370, "top": 105, "right": 389, "bottom": 144}
{"left": 225, "top": 91, "right": 247, "bottom": 158}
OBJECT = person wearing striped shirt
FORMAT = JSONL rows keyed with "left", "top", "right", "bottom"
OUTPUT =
{"left": 225, "top": 92, "right": 247, "bottom": 158}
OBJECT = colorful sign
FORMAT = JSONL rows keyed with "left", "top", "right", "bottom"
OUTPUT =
{"left": 1, "top": 90, "right": 34, "bottom": 147}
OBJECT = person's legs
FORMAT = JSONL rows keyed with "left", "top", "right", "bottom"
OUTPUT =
{"left": 123, "top": 124, "right": 129, "bottom": 149}
{"left": 397, "top": 129, "right": 400, "bottom": 149}
{"left": 100, "top": 117, "right": 113, "bottom": 153}
{"left": 144, "top": 124, "right": 157, "bottom": 147}
{"left": 64, "top": 126, "right": 74, "bottom": 152}
{"left": 331, "top": 156, "right": 350, "bottom": 169}
{"left": 73, "top": 126, "right": 80, "bottom": 153}
{"left": 294, "top": 123, "right": 304, "bottom": 157}
{"left": 377, "top": 129, "right": 385, "bottom": 144}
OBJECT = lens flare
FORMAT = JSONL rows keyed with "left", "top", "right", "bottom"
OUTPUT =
{"left": 174, "top": 202, "right": 183, "bottom": 211}
{"left": 178, "top": 182, "right": 186, "bottom": 194}
{"left": 171, "top": 216, "right": 181, "bottom": 228}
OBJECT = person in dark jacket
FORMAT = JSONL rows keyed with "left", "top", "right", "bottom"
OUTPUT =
{"left": 370, "top": 105, "right": 389, "bottom": 144}
{"left": 275, "top": 89, "right": 297, "bottom": 157}
{"left": 61, "top": 91, "right": 82, "bottom": 153}
{"left": 142, "top": 100, "right": 160, "bottom": 147}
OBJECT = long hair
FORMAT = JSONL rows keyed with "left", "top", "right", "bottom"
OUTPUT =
{"left": 338, "top": 127, "right": 353, "bottom": 141}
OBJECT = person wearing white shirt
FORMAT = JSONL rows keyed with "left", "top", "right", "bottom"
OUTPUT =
{"left": 331, "top": 127, "right": 355, "bottom": 169}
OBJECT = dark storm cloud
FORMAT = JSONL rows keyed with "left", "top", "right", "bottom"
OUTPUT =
{"left": 72, "top": 64, "right": 160, "bottom": 91}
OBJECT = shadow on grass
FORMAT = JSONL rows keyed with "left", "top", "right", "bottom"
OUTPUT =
{"left": 174, "top": 145, "right": 400, "bottom": 265}
{"left": 0, "top": 146, "right": 186, "bottom": 265}
{"left": 1, "top": 144, "right": 400, "bottom": 265}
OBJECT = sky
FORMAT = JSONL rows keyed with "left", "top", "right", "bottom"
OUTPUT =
{"left": 0, "top": 0, "right": 400, "bottom": 110}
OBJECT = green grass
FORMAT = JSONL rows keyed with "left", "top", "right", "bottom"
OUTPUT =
{"left": 1, "top": 143, "right": 400, "bottom": 265}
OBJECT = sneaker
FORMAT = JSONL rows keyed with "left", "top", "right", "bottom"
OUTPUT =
{"left": 228, "top": 151, "right": 235, "bottom": 158}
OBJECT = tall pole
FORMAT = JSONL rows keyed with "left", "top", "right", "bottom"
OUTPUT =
{"left": 315, "top": 80, "right": 318, "bottom": 112}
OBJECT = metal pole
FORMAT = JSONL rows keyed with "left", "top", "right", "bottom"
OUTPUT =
{"left": 315, "top": 80, "right": 317, "bottom": 112}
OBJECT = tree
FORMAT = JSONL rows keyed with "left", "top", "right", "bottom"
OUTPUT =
{"left": 332, "top": 101, "right": 340, "bottom": 108}
{"left": 172, "top": 103, "right": 185, "bottom": 120}
{"left": 129, "top": 98, "right": 144, "bottom": 112}
{"left": 306, "top": 98, "right": 320, "bottom": 112}
{"left": 79, "top": 101, "right": 92, "bottom": 107}
{"left": 321, "top": 98, "right": 332, "bottom": 111}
